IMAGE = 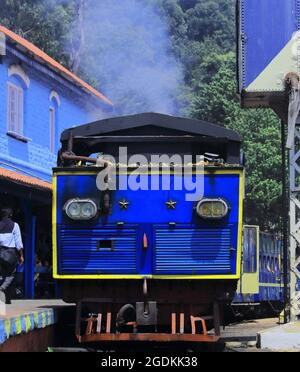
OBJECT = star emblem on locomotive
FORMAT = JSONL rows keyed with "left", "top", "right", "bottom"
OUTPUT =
{"left": 166, "top": 200, "right": 177, "bottom": 210}
{"left": 119, "top": 199, "right": 130, "bottom": 210}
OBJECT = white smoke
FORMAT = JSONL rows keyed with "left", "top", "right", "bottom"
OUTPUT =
{"left": 69, "top": 0, "right": 185, "bottom": 116}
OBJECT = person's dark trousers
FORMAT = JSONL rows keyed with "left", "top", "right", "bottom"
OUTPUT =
{"left": 0, "top": 248, "right": 19, "bottom": 304}
{"left": 0, "top": 268, "right": 16, "bottom": 301}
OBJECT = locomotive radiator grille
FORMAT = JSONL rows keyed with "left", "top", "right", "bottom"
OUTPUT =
{"left": 154, "top": 227, "right": 232, "bottom": 275}
{"left": 58, "top": 227, "right": 137, "bottom": 274}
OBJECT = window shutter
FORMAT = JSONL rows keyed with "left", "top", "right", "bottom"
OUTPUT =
{"left": 8, "top": 83, "right": 24, "bottom": 135}
{"left": 8, "top": 84, "right": 16, "bottom": 132}
{"left": 17, "top": 87, "right": 23, "bottom": 135}
{"left": 50, "top": 107, "right": 55, "bottom": 153}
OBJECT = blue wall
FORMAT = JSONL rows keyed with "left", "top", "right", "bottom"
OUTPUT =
{"left": 0, "top": 50, "right": 107, "bottom": 183}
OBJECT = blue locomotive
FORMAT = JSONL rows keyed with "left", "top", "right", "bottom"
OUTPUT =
{"left": 53, "top": 113, "right": 244, "bottom": 343}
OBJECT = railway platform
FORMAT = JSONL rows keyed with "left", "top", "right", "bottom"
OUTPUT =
{"left": 0, "top": 300, "right": 74, "bottom": 352}
{"left": 258, "top": 321, "right": 300, "bottom": 351}
{"left": 220, "top": 318, "right": 300, "bottom": 352}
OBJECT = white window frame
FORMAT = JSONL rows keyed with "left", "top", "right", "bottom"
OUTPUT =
{"left": 7, "top": 82, "right": 24, "bottom": 136}
{"left": 49, "top": 106, "right": 56, "bottom": 153}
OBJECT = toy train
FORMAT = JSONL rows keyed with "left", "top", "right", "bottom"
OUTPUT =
{"left": 52, "top": 113, "right": 244, "bottom": 343}
{"left": 233, "top": 225, "right": 284, "bottom": 317}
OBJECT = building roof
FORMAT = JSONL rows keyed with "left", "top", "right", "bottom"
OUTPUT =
{"left": 0, "top": 168, "right": 52, "bottom": 192}
{"left": 61, "top": 112, "right": 242, "bottom": 142}
{"left": 0, "top": 26, "right": 113, "bottom": 107}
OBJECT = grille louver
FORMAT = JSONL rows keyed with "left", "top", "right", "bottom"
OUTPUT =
{"left": 59, "top": 227, "right": 137, "bottom": 274}
{"left": 154, "top": 227, "right": 232, "bottom": 275}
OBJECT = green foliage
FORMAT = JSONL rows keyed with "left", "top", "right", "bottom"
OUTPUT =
{"left": 184, "top": 0, "right": 235, "bottom": 51}
{"left": 190, "top": 52, "right": 282, "bottom": 231}
{"left": 0, "top": 0, "right": 77, "bottom": 67}
{"left": 0, "top": 0, "right": 283, "bottom": 231}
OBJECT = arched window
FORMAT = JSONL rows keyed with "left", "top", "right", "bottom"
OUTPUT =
{"left": 7, "top": 65, "right": 29, "bottom": 137}
{"left": 49, "top": 91, "right": 60, "bottom": 153}
{"left": 8, "top": 82, "right": 23, "bottom": 135}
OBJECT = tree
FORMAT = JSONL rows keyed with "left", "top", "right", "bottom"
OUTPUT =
{"left": 185, "top": 0, "right": 235, "bottom": 51}
{"left": 190, "top": 52, "right": 282, "bottom": 231}
{"left": 0, "top": 0, "right": 76, "bottom": 67}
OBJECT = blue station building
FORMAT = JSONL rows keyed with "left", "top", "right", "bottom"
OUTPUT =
{"left": 0, "top": 26, "right": 113, "bottom": 298}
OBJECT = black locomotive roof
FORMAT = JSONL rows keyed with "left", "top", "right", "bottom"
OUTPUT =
{"left": 61, "top": 112, "right": 242, "bottom": 143}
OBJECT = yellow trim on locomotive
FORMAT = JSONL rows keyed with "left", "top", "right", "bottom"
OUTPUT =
{"left": 52, "top": 169, "right": 244, "bottom": 280}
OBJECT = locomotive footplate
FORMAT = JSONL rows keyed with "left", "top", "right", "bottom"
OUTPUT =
{"left": 75, "top": 298, "right": 221, "bottom": 344}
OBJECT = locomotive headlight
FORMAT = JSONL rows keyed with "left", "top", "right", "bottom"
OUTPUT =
{"left": 196, "top": 199, "right": 229, "bottom": 219}
{"left": 64, "top": 199, "right": 98, "bottom": 220}
{"left": 67, "top": 201, "right": 81, "bottom": 219}
{"left": 81, "top": 202, "right": 97, "bottom": 218}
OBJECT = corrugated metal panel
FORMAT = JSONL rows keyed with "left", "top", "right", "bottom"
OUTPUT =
{"left": 154, "top": 227, "right": 232, "bottom": 275}
{"left": 58, "top": 227, "right": 137, "bottom": 274}
{"left": 238, "top": 0, "right": 299, "bottom": 92}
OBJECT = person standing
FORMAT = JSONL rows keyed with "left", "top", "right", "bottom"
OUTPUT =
{"left": 0, "top": 208, "right": 24, "bottom": 304}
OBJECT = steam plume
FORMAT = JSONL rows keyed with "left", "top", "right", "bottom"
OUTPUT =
{"left": 70, "top": 0, "right": 184, "bottom": 116}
